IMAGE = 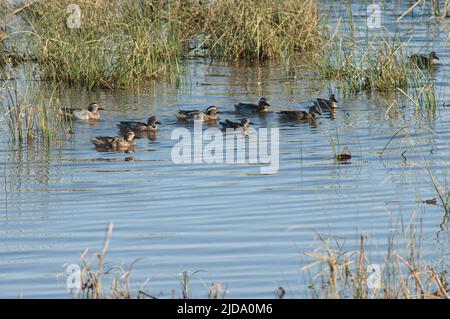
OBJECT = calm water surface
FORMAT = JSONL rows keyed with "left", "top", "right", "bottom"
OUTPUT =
{"left": 0, "top": 2, "right": 449, "bottom": 298}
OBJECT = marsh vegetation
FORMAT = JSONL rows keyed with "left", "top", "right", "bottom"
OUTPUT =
{"left": 0, "top": 0, "right": 449, "bottom": 299}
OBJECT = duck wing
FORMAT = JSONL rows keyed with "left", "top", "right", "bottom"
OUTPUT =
{"left": 91, "top": 136, "right": 115, "bottom": 147}
{"left": 225, "top": 119, "right": 241, "bottom": 128}
{"left": 177, "top": 109, "right": 201, "bottom": 120}
{"left": 234, "top": 103, "right": 257, "bottom": 111}
{"left": 117, "top": 121, "right": 147, "bottom": 131}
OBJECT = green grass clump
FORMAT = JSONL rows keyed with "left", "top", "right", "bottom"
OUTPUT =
{"left": 201, "top": 0, "right": 322, "bottom": 61}
{"left": 313, "top": 29, "right": 410, "bottom": 95}
{"left": 16, "top": 0, "right": 323, "bottom": 89}
{"left": 20, "top": 0, "right": 186, "bottom": 90}
{"left": 0, "top": 71, "right": 71, "bottom": 145}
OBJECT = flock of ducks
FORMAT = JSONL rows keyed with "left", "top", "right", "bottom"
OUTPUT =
{"left": 61, "top": 94, "right": 339, "bottom": 153}
{"left": 60, "top": 51, "right": 440, "bottom": 154}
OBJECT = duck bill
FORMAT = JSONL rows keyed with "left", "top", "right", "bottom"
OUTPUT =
{"left": 156, "top": 121, "right": 162, "bottom": 125}
{"left": 98, "top": 107, "right": 105, "bottom": 110}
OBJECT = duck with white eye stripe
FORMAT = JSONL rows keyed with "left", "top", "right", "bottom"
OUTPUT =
{"left": 176, "top": 106, "right": 220, "bottom": 123}
{"left": 62, "top": 102, "right": 105, "bottom": 120}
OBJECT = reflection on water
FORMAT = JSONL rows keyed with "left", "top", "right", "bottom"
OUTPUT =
{"left": 0, "top": 2, "right": 449, "bottom": 297}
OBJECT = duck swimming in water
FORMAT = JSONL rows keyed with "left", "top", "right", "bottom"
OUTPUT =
{"left": 91, "top": 131, "right": 136, "bottom": 152}
{"left": 117, "top": 115, "right": 161, "bottom": 132}
{"left": 278, "top": 104, "right": 323, "bottom": 121}
{"left": 234, "top": 97, "right": 270, "bottom": 114}
{"left": 314, "top": 94, "right": 338, "bottom": 112}
{"left": 176, "top": 106, "right": 220, "bottom": 123}
{"left": 62, "top": 103, "right": 104, "bottom": 120}
{"left": 408, "top": 51, "right": 439, "bottom": 68}
{"left": 219, "top": 118, "right": 254, "bottom": 135}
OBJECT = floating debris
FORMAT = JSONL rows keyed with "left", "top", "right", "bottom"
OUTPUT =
{"left": 335, "top": 147, "right": 352, "bottom": 162}
{"left": 275, "top": 286, "right": 286, "bottom": 299}
{"left": 423, "top": 198, "right": 437, "bottom": 205}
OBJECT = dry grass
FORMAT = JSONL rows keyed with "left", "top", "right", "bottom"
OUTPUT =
{"left": 72, "top": 222, "right": 225, "bottom": 299}
{"left": 4, "top": 0, "right": 323, "bottom": 89}
{"left": 303, "top": 233, "right": 449, "bottom": 299}
{"left": 19, "top": 0, "right": 184, "bottom": 90}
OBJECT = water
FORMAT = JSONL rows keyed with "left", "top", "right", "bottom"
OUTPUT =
{"left": 0, "top": 2, "right": 449, "bottom": 298}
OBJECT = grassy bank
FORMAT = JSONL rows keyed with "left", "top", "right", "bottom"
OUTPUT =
{"left": 13, "top": 0, "right": 321, "bottom": 90}
{"left": 19, "top": 0, "right": 184, "bottom": 90}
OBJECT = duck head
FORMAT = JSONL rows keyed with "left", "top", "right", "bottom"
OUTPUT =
{"left": 147, "top": 115, "right": 161, "bottom": 126}
{"left": 257, "top": 97, "right": 270, "bottom": 111}
{"left": 241, "top": 117, "right": 254, "bottom": 126}
{"left": 124, "top": 131, "right": 135, "bottom": 142}
{"left": 430, "top": 51, "right": 439, "bottom": 63}
{"left": 329, "top": 94, "right": 338, "bottom": 108}
{"left": 88, "top": 103, "right": 105, "bottom": 113}
{"left": 206, "top": 106, "right": 220, "bottom": 115}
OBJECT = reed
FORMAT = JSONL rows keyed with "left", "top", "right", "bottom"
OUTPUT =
{"left": 200, "top": 0, "right": 322, "bottom": 61}
{"left": 303, "top": 225, "right": 449, "bottom": 299}
{"left": 0, "top": 69, "right": 71, "bottom": 145}
{"left": 398, "top": 67, "right": 438, "bottom": 111}
{"left": 72, "top": 222, "right": 225, "bottom": 299}
{"left": 313, "top": 26, "right": 410, "bottom": 96}
{"left": 9, "top": 0, "right": 322, "bottom": 89}
{"left": 19, "top": 0, "right": 184, "bottom": 90}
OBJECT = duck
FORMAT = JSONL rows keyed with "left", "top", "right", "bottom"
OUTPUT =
{"left": 90, "top": 131, "right": 136, "bottom": 152}
{"left": 408, "top": 51, "right": 439, "bottom": 68}
{"left": 314, "top": 94, "right": 338, "bottom": 112}
{"left": 335, "top": 147, "right": 352, "bottom": 162}
{"left": 62, "top": 103, "right": 104, "bottom": 120}
{"left": 278, "top": 104, "right": 323, "bottom": 121}
{"left": 176, "top": 106, "right": 220, "bottom": 122}
{"left": 117, "top": 115, "right": 161, "bottom": 132}
{"left": 234, "top": 97, "right": 270, "bottom": 114}
{"left": 219, "top": 118, "right": 254, "bottom": 132}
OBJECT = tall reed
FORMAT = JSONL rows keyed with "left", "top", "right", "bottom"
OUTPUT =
{"left": 0, "top": 69, "right": 71, "bottom": 145}
{"left": 303, "top": 226, "right": 449, "bottom": 299}
{"left": 20, "top": 0, "right": 184, "bottom": 90}
{"left": 200, "top": 0, "right": 322, "bottom": 61}
{"left": 12, "top": 0, "right": 323, "bottom": 89}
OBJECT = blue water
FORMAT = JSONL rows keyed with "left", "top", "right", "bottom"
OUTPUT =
{"left": 0, "top": 1, "right": 449, "bottom": 298}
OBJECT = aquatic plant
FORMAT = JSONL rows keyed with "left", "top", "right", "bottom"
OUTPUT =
{"left": 312, "top": 24, "right": 410, "bottom": 96}
{"left": 303, "top": 233, "right": 449, "bottom": 299}
{"left": 11, "top": 0, "right": 323, "bottom": 89}
{"left": 71, "top": 222, "right": 225, "bottom": 299}
{"left": 19, "top": 0, "right": 184, "bottom": 90}
{"left": 398, "top": 67, "right": 438, "bottom": 111}
{"left": 0, "top": 69, "right": 71, "bottom": 145}
{"left": 200, "top": 0, "right": 322, "bottom": 61}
